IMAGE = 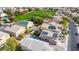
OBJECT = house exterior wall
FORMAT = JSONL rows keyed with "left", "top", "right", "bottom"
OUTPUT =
{"left": 41, "top": 22, "right": 63, "bottom": 32}
{"left": 27, "top": 22, "right": 34, "bottom": 29}
{"left": 3, "top": 30, "right": 15, "bottom": 37}
{"left": 52, "top": 16, "right": 62, "bottom": 23}
{"left": 16, "top": 27, "right": 26, "bottom": 37}
{"left": 41, "top": 23, "right": 56, "bottom": 32}
{"left": 0, "top": 33, "right": 10, "bottom": 46}
{"left": 3, "top": 26, "right": 26, "bottom": 38}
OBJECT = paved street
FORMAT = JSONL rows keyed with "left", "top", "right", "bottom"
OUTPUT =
{"left": 68, "top": 20, "right": 79, "bottom": 51}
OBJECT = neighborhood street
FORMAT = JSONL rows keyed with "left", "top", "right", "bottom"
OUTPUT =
{"left": 68, "top": 20, "right": 79, "bottom": 51}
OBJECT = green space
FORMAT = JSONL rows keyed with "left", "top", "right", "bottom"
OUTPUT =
{"left": 14, "top": 9, "right": 56, "bottom": 22}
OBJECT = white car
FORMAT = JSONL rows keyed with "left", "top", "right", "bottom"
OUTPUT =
{"left": 75, "top": 24, "right": 79, "bottom": 27}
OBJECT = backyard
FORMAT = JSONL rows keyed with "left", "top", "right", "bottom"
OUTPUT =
{"left": 14, "top": 9, "right": 56, "bottom": 22}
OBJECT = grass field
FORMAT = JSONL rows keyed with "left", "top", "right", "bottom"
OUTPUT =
{"left": 14, "top": 9, "right": 56, "bottom": 22}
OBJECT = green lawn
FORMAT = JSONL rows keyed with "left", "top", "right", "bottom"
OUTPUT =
{"left": 14, "top": 9, "right": 56, "bottom": 22}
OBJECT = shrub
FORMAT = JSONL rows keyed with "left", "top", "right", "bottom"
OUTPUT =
{"left": 19, "top": 33, "right": 26, "bottom": 39}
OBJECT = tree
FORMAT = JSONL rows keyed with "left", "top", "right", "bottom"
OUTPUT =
{"left": 43, "top": 13, "right": 51, "bottom": 18}
{"left": 31, "top": 16, "right": 43, "bottom": 25}
{"left": 62, "top": 16, "right": 69, "bottom": 22}
{"left": 3, "top": 9, "right": 13, "bottom": 16}
{"left": 60, "top": 17, "right": 68, "bottom": 30}
{"left": 14, "top": 11, "right": 22, "bottom": 16}
{"left": 72, "top": 17, "right": 79, "bottom": 24}
{"left": 2, "top": 37, "right": 19, "bottom": 51}
{"left": 33, "top": 30, "right": 41, "bottom": 37}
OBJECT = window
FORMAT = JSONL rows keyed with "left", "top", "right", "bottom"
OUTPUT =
{"left": 42, "top": 31, "right": 48, "bottom": 35}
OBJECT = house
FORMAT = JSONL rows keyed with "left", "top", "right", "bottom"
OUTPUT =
{"left": 0, "top": 31, "right": 10, "bottom": 46}
{"left": 62, "top": 11, "right": 72, "bottom": 17}
{"left": 41, "top": 21, "right": 63, "bottom": 32}
{"left": 0, "top": 13, "right": 10, "bottom": 22}
{"left": 72, "top": 12, "right": 79, "bottom": 17}
{"left": 20, "top": 36, "right": 54, "bottom": 51}
{"left": 39, "top": 30, "right": 60, "bottom": 43}
{"left": 14, "top": 7, "right": 29, "bottom": 12}
{"left": 52, "top": 16, "right": 62, "bottom": 23}
{"left": 3, "top": 25, "right": 25, "bottom": 38}
{"left": 16, "top": 20, "right": 34, "bottom": 29}
{"left": 39, "top": 29, "right": 67, "bottom": 50}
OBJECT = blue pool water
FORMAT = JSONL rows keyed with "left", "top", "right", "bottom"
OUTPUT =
{"left": 30, "top": 35, "right": 38, "bottom": 39}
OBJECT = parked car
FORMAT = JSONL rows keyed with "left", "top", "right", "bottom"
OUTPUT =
{"left": 75, "top": 33, "right": 79, "bottom": 36}
{"left": 74, "top": 24, "right": 79, "bottom": 27}
{"left": 77, "top": 43, "right": 79, "bottom": 48}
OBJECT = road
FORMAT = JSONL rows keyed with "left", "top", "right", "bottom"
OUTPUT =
{"left": 68, "top": 20, "right": 79, "bottom": 51}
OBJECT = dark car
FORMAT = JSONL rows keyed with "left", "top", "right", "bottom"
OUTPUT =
{"left": 77, "top": 43, "right": 79, "bottom": 48}
{"left": 75, "top": 33, "right": 79, "bottom": 36}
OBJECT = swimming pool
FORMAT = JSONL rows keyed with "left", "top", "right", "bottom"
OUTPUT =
{"left": 30, "top": 35, "right": 39, "bottom": 39}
